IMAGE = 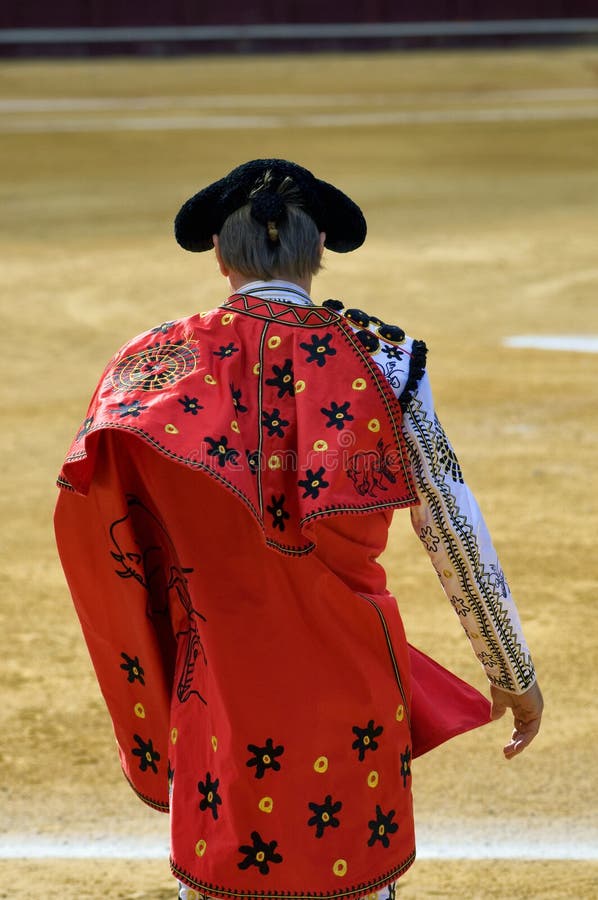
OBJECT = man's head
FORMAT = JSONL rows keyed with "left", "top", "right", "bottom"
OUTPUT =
{"left": 213, "top": 169, "right": 325, "bottom": 284}
{"left": 174, "top": 158, "right": 366, "bottom": 258}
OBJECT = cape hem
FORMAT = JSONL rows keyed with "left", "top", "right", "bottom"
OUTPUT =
{"left": 170, "top": 848, "right": 416, "bottom": 899}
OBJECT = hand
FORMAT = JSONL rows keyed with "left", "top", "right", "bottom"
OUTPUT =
{"left": 490, "top": 681, "right": 544, "bottom": 760}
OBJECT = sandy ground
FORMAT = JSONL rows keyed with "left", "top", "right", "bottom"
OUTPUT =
{"left": 1, "top": 48, "right": 598, "bottom": 898}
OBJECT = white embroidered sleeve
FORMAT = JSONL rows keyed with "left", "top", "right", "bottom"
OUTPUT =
{"left": 400, "top": 367, "right": 536, "bottom": 694}
{"left": 339, "top": 310, "right": 536, "bottom": 694}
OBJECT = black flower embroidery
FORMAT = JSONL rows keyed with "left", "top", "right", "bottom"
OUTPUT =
{"left": 450, "top": 595, "right": 470, "bottom": 617}
{"left": 298, "top": 467, "right": 330, "bottom": 500}
{"left": 262, "top": 409, "right": 289, "bottom": 438}
{"left": 246, "top": 449, "right": 261, "bottom": 475}
{"left": 76, "top": 416, "right": 94, "bottom": 441}
{"left": 382, "top": 344, "right": 403, "bottom": 360}
{"left": 321, "top": 400, "right": 354, "bottom": 431}
{"left": 178, "top": 394, "right": 203, "bottom": 415}
{"left": 300, "top": 333, "right": 336, "bottom": 367}
{"left": 307, "top": 795, "right": 342, "bottom": 838}
{"left": 265, "top": 359, "right": 295, "bottom": 398}
{"left": 400, "top": 745, "right": 411, "bottom": 788}
{"left": 352, "top": 720, "right": 383, "bottom": 761}
{"left": 120, "top": 652, "right": 145, "bottom": 685}
{"left": 238, "top": 831, "right": 283, "bottom": 875}
{"left": 420, "top": 525, "right": 440, "bottom": 552}
{"left": 230, "top": 383, "right": 248, "bottom": 413}
{"left": 132, "top": 734, "right": 160, "bottom": 774}
{"left": 214, "top": 342, "right": 238, "bottom": 359}
{"left": 168, "top": 760, "right": 175, "bottom": 789}
{"left": 367, "top": 805, "right": 398, "bottom": 848}
{"left": 266, "top": 495, "right": 290, "bottom": 532}
{"left": 111, "top": 400, "right": 148, "bottom": 418}
{"left": 246, "top": 738, "right": 285, "bottom": 779}
{"left": 204, "top": 435, "right": 240, "bottom": 468}
{"left": 198, "top": 772, "right": 222, "bottom": 820}
{"left": 476, "top": 650, "right": 498, "bottom": 669}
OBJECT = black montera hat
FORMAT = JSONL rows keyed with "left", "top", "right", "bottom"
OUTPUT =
{"left": 174, "top": 158, "right": 367, "bottom": 253}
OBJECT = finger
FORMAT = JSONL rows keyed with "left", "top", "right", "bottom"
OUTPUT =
{"left": 503, "top": 723, "right": 540, "bottom": 759}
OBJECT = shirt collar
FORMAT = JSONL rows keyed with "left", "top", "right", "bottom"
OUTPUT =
{"left": 235, "top": 280, "right": 314, "bottom": 307}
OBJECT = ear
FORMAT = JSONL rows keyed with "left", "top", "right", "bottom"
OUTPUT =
{"left": 319, "top": 232, "right": 326, "bottom": 256}
{"left": 212, "top": 234, "right": 229, "bottom": 277}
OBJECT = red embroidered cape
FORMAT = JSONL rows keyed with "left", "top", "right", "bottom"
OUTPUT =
{"left": 55, "top": 295, "right": 490, "bottom": 899}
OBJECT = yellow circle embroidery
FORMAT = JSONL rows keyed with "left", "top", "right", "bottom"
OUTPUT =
{"left": 314, "top": 756, "right": 328, "bottom": 773}
{"left": 313, "top": 440, "right": 328, "bottom": 452}
{"left": 367, "top": 770, "right": 379, "bottom": 788}
{"left": 171, "top": 727, "right": 178, "bottom": 744}
{"left": 187, "top": 891, "right": 199, "bottom": 900}
{"left": 231, "top": 420, "right": 240, "bottom": 433}
{"left": 199, "top": 311, "right": 209, "bottom": 318}
{"left": 258, "top": 796, "right": 274, "bottom": 813}
{"left": 443, "top": 568, "right": 453, "bottom": 578}
{"left": 368, "top": 418, "right": 381, "bottom": 432}
{"left": 333, "top": 859, "right": 348, "bottom": 877}
{"left": 164, "top": 423, "right": 178, "bottom": 435}
{"left": 204, "top": 374, "right": 217, "bottom": 385}
{"left": 352, "top": 378, "right": 367, "bottom": 391}
{"left": 268, "top": 455, "right": 282, "bottom": 470}
{"left": 256, "top": 851, "right": 266, "bottom": 862}
{"left": 221, "top": 313, "right": 234, "bottom": 325}
{"left": 396, "top": 705, "right": 404, "bottom": 722}
{"left": 211, "top": 735, "right": 218, "bottom": 751}
{"left": 134, "top": 703, "right": 145, "bottom": 719}
{"left": 268, "top": 335, "right": 281, "bottom": 349}
{"left": 195, "top": 839, "right": 207, "bottom": 857}
{"left": 253, "top": 362, "right": 261, "bottom": 375}
{"left": 295, "top": 380, "right": 306, "bottom": 393}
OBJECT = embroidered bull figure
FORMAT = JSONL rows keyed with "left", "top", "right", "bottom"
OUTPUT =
{"left": 346, "top": 439, "right": 398, "bottom": 496}
{"left": 109, "top": 494, "right": 207, "bottom": 705}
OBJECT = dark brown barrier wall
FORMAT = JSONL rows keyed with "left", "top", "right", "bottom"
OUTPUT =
{"left": 2, "top": 0, "right": 597, "bottom": 28}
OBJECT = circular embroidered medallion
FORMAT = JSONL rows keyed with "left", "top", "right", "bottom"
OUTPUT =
{"left": 111, "top": 344, "right": 198, "bottom": 392}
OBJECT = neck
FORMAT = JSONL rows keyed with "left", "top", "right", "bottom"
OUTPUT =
{"left": 228, "top": 272, "right": 312, "bottom": 294}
